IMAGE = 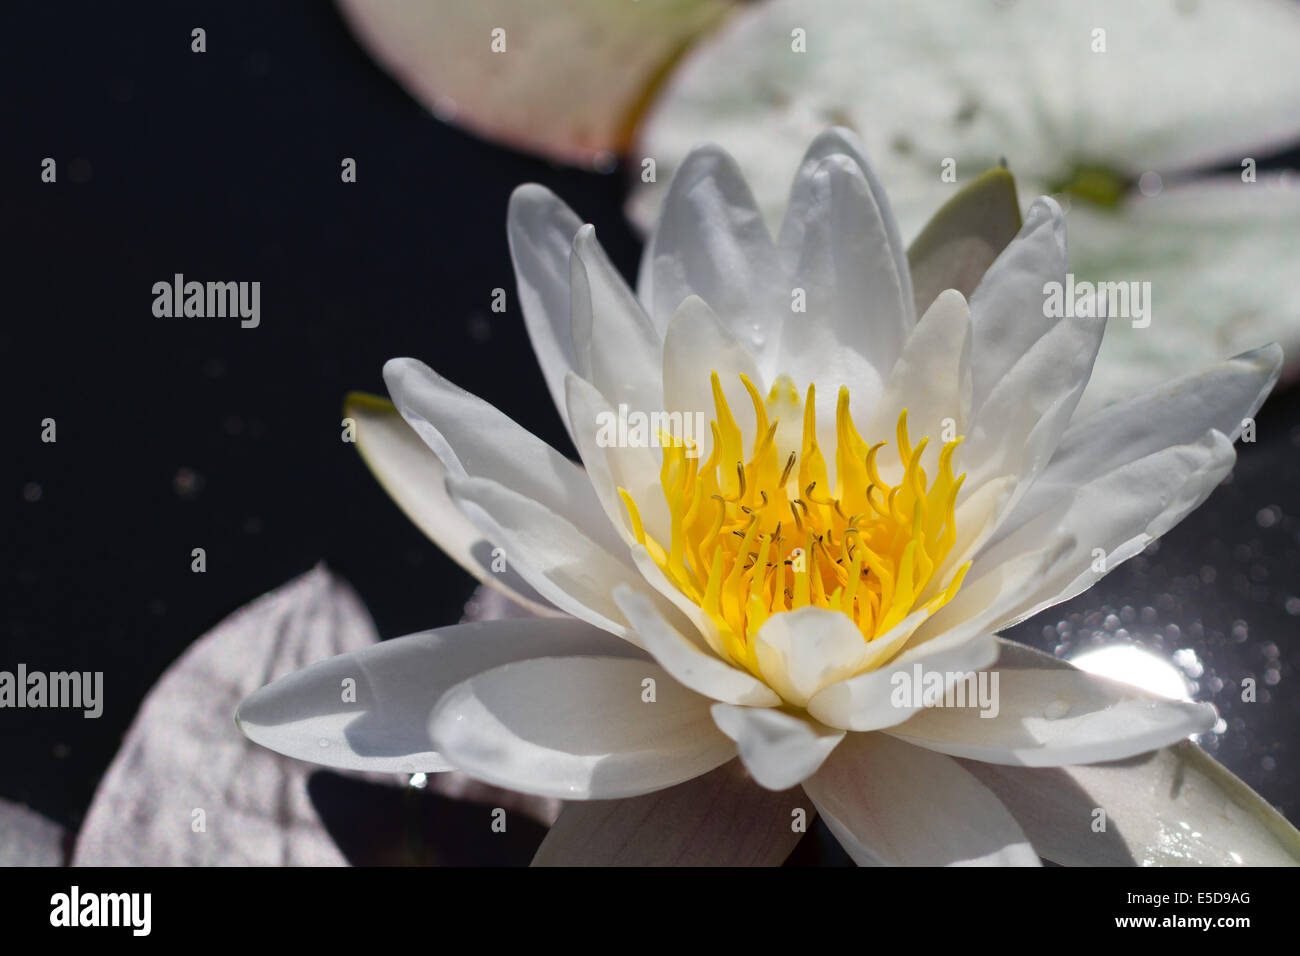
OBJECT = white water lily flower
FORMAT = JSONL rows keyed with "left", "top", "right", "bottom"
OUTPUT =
{"left": 627, "top": 0, "right": 1300, "bottom": 413}
{"left": 238, "top": 129, "right": 1290, "bottom": 865}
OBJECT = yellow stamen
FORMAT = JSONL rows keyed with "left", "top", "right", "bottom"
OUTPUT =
{"left": 620, "top": 374, "right": 969, "bottom": 680}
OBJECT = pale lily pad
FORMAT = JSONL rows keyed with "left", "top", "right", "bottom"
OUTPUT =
{"left": 969, "top": 640, "right": 1300, "bottom": 866}
{"left": 72, "top": 566, "right": 379, "bottom": 865}
{"left": 629, "top": 0, "right": 1300, "bottom": 407}
{"left": 336, "top": 0, "right": 734, "bottom": 168}
{"left": 0, "top": 799, "right": 67, "bottom": 866}
{"left": 1068, "top": 177, "right": 1300, "bottom": 415}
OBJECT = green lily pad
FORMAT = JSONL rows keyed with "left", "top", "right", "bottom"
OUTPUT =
{"left": 907, "top": 166, "right": 1022, "bottom": 317}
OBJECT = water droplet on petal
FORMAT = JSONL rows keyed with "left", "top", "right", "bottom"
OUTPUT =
{"left": 1044, "top": 699, "right": 1070, "bottom": 719}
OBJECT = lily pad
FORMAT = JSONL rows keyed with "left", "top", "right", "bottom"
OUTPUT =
{"left": 972, "top": 640, "right": 1300, "bottom": 866}
{"left": 336, "top": 0, "right": 734, "bottom": 168}
{"left": 72, "top": 567, "right": 379, "bottom": 865}
{"left": 907, "top": 166, "right": 1022, "bottom": 316}
{"left": 629, "top": 0, "right": 1300, "bottom": 407}
{"left": 0, "top": 799, "right": 67, "bottom": 866}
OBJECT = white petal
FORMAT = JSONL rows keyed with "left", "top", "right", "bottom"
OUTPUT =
{"left": 887, "top": 667, "right": 1216, "bottom": 767}
{"left": 383, "top": 357, "right": 626, "bottom": 557}
{"left": 564, "top": 371, "right": 670, "bottom": 546}
{"left": 637, "top": 143, "right": 786, "bottom": 367}
{"left": 711, "top": 704, "right": 844, "bottom": 790}
{"left": 1005, "top": 346, "right": 1282, "bottom": 536}
{"left": 976, "top": 429, "right": 1236, "bottom": 630}
{"left": 445, "top": 474, "right": 657, "bottom": 643}
{"left": 428, "top": 656, "right": 736, "bottom": 799}
{"left": 864, "top": 288, "right": 972, "bottom": 479}
{"left": 803, "top": 733, "right": 1039, "bottom": 866}
{"left": 345, "top": 393, "right": 556, "bottom": 614}
{"left": 661, "top": 294, "right": 763, "bottom": 462}
{"left": 780, "top": 128, "right": 915, "bottom": 374}
{"left": 977, "top": 348, "right": 1280, "bottom": 612}
{"left": 962, "top": 274, "right": 1106, "bottom": 507}
{"left": 806, "top": 539, "right": 1078, "bottom": 731}
{"left": 776, "top": 135, "right": 912, "bottom": 410}
{"left": 532, "top": 759, "right": 813, "bottom": 865}
{"left": 569, "top": 223, "right": 663, "bottom": 414}
{"left": 753, "top": 606, "right": 870, "bottom": 707}
{"left": 507, "top": 183, "right": 584, "bottom": 434}
{"left": 959, "top": 640, "right": 1300, "bottom": 866}
{"left": 626, "top": 542, "right": 728, "bottom": 654}
{"left": 614, "top": 586, "right": 781, "bottom": 706}
{"left": 914, "top": 535, "right": 1077, "bottom": 642}
{"left": 780, "top": 127, "right": 915, "bottom": 328}
{"left": 966, "top": 198, "right": 1067, "bottom": 410}
{"left": 236, "top": 615, "right": 638, "bottom": 774}
{"left": 806, "top": 624, "right": 998, "bottom": 732}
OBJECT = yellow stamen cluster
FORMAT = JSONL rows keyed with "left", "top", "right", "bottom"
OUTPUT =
{"left": 620, "top": 373, "right": 970, "bottom": 678}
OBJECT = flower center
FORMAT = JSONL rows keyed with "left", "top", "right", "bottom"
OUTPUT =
{"left": 619, "top": 372, "right": 970, "bottom": 677}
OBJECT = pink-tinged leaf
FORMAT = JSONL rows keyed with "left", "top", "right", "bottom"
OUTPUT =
{"left": 336, "top": 0, "right": 734, "bottom": 168}
{"left": 72, "top": 566, "right": 378, "bottom": 865}
{"left": 0, "top": 799, "right": 67, "bottom": 866}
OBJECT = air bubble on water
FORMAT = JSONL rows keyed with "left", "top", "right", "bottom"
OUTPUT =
{"left": 1137, "top": 171, "right": 1162, "bottom": 197}
{"left": 1172, "top": 648, "right": 1203, "bottom": 679}
{"left": 174, "top": 467, "right": 202, "bottom": 498}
